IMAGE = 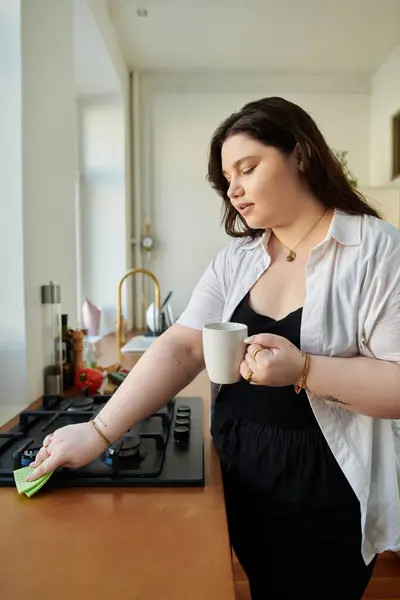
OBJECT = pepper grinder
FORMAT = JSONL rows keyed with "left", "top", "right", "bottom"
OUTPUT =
{"left": 71, "top": 329, "right": 85, "bottom": 374}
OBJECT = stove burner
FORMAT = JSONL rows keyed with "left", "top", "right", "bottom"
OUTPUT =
{"left": 21, "top": 446, "right": 41, "bottom": 467}
{"left": 67, "top": 397, "right": 94, "bottom": 412}
{"left": 103, "top": 431, "right": 147, "bottom": 467}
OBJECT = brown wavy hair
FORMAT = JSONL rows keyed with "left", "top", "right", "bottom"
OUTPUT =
{"left": 207, "top": 96, "right": 381, "bottom": 239}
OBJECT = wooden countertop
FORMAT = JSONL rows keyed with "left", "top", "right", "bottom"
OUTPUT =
{"left": 0, "top": 351, "right": 236, "bottom": 600}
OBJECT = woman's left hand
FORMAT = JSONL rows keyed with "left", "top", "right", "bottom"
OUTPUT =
{"left": 240, "top": 333, "right": 306, "bottom": 387}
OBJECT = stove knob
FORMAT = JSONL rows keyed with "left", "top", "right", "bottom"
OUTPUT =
{"left": 174, "top": 425, "right": 190, "bottom": 443}
{"left": 177, "top": 406, "right": 191, "bottom": 416}
{"left": 175, "top": 417, "right": 190, "bottom": 428}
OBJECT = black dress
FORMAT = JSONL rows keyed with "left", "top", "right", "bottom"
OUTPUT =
{"left": 211, "top": 292, "right": 376, "bottom": 600}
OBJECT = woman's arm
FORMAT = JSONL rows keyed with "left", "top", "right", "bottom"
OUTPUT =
{"left": 243, "top": 331, "right": 400, "bottom": 419}
{"left": 25, "top": 247, "right": 228, "bottom": 482}
{"left": 308, "top": 286, "right": 400, "bottom": 418}
{"left": 95, "top": 323, "right": 205, "bottom": 443}
{"left": 94, "top": 246, "right": 231, "bottom": 443}
{"left": 306, "top": 355, "right": 400, "bottom": 418}
{"left": 244, "top": 287, "right": 400, "bottom": 419}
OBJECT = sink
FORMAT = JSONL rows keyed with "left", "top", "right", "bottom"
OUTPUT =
{"left": 121, "top": 335, "right": 159, "bottom": 353}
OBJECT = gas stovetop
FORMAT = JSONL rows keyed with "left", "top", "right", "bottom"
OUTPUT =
{"left": 0, "top": 394, "right": 204, "bottom": 487}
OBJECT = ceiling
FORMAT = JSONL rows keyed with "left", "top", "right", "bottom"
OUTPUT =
{"left": 108, "top": 0, "right": 400, "bottom": 74}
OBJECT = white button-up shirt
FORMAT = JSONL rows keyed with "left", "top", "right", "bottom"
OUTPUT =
{"left": 177, "top": 210, "right": 400, "bottom": 564}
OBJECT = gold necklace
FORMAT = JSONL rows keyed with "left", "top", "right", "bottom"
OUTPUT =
{"left": 274, "top": 209, "right": 327, "bottom": 262}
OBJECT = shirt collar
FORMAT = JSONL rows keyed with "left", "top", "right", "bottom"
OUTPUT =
{"left": 325, "top": 210, "right": 362, "bottom": 246}
{"left": 242, "top": 230, "right": 271, "bottom": 251}
{"left": 242, "top": 210, "right": 362, "bottom": 251}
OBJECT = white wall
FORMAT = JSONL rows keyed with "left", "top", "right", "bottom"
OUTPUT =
{"left": 0, "top": 0, "right": 130, "bottom": 424}
{"left": 0, "top": 0, "right": 27, "bottom": 423}
{"left": 74, "top": 0, "right": 121, "bottom": 96}
{"left": 370, "top": 45, "right": 400, "bottom": 185}
{"left": 21, "top": 0, "right": 77, "bottom": 403}
{"left": 360, "top": 185, "right": 400, "bottom": 227}
{"left": 139, "top": 74, "right": 371, "bottom": 317}
{"left": 87, "top": 0, "right": 128, "bottom": 92}
{"left": 87, "top": 0, "right": 133, "bottom": 325}
{"left": 78, "top": 96, "right": 126, "bottom": 317}
{"left": 0, "top": 0, "right": 77, "bottom": 422}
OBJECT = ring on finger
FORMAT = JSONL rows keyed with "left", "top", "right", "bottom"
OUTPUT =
{"left": 252, "top": 347, "right": 263, "bottom": 360}
{"left": 43, "top": 433, "right": 53, "bottom": 448}
{"left": 246, "top": 369, "right": 253, "bottom": 383}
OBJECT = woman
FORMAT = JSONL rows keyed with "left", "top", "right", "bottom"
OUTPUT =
{"left": 27, "top": 97, "right": 400, "bottom": 599}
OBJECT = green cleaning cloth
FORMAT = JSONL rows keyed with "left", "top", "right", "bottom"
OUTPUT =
{"left": 13, "top": 466, "right": 54, "bottom": 497}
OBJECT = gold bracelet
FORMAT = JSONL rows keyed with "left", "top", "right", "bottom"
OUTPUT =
{"left": 294, "top": 353, "right": 311, "bottom": 394}
{"left": 90, "top": 419, "right": 112, "bottom": 448}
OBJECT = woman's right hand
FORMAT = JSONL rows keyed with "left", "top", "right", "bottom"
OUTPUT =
{"left": 25, "top": 421, "right": 108, "bottom": 482}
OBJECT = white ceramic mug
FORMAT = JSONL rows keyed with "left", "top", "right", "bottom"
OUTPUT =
{"left": 202, "top": 322, "right": 248, "bottom": 384}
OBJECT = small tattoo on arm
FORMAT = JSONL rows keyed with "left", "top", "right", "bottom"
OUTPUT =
{"left": 97, "top": 416, "right": 107, "bottom": 428}
{"left": 322, "top": 395, "right": 350, "bottom": 406}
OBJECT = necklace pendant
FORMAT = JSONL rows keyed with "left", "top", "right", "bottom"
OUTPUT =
{"left": 286, "top": 250, "right": 296, "bottom": 262}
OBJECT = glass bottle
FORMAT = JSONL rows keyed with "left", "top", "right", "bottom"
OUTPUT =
{"left": 41, "top": 282, "right": 62, "bottom": 394}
